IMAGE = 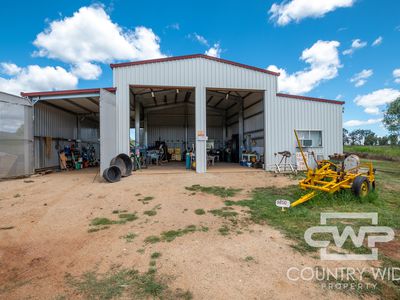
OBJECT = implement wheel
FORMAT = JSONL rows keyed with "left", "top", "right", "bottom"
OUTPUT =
{"left": 352, "top": 176, "right": 370, "bottom": 197}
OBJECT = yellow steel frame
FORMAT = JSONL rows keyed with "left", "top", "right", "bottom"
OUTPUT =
{"left": 290, "top": 130, "right": 375, "bottom": 208}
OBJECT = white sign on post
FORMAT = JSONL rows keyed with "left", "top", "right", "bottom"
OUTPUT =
{"left": 275, "top": 199, "right": 291, "bottom": 208}
{"left": 296, "top": 152, "right": 309, "bottom": 171}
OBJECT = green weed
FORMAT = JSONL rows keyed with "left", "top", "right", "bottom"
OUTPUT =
{"left": 185, "top": 185, "right": 242, "bottom": 198}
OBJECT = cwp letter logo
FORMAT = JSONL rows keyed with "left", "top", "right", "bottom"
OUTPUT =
{"left": 304, "top": 213, "right": 394, "bottom": 260}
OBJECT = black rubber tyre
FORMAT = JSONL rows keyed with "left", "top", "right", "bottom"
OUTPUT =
{"left": 103, "top": 166, "right": 122, "bottom": 183}
{"left": 352, "top": 176, "right": 370, "bottom": 197}
{"left": 110, "top": 153, "right": 133, "bottom": 177}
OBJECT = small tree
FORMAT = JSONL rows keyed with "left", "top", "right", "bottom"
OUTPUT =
{"left": 378, "top": 136, "right": 389, "bottom": 146}
{"left": 388, "top": 134, "right": 398, "bottom": 145}
{"left": 383, "top": 97, "right": 400, "bottom": 141}
{"left": 342, "top": 128, "right": 350, "bottom": 145}
{"left": 364, "top": 131, "right": 377, "bottom": 146}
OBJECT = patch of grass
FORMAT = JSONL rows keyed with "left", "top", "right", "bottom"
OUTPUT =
{"left": 185, "top": 185, "right": 242, "bottom": 198}
{"left": 144, "top": 225, "right": 206, "bottom": 244}
{"left": 118, "top": 213, "right": 138, "bottom": 222}
{"left": 143, "top": 204, "right": 161, "bottom": 217}
{"left": 14, "top": 193, "right": 21, "bottom": 198}
{"left": 200, "top": 226, "right": 209, "bottom": 232}
{"left": 151, "top": 252, "right": 161, "bottom": 259}
{"left": 194, "top": 209, "right": 206, "bottom": 215}
{"left": 88, "top": 226, "right": 110, "bottom": 233}
{"left": 144, "top": 235, "right": 161, "bottom": 244}
{"left": 120, "top": 233, "right": 137, "bottom": 242}
{"left": 65, "top": 267, "right": 191, "bottom": 300}
{"left": 90, "top": 218, "right": 116, "bottom": 226}
{"left": 209, "top": 207, "right": 238, "bottom": 218}
{"left": 137, "top": 248, "right": 145, "bottom": 254}
{"left": 161, "top": 225, "right": 197, "bottom": 242}
{"left": 224, "top": 158, "right": 400, "bottom": 298}
{"left": 90, "top": 212, "right": 138, "bottom": 229}
{"left": 225, "top": 185, "right": 387, "bottom": 253}
{"left": 112, "top": 209, "right": 127, "bottom": 214}
{"left": 144, "top": 210, "right": 157, "bottom": 216}
{"left": 218, "top": 225, "right": 230, "bottom": 236}
{"left": 149, "top": 260, "right": 157, "bottom": 267}
{"left": 138, "top": 196, "right": 155, "bottom": 205}
{"left": 344, "top": 145, "right": 400, "bottom": 161}
{"left": 244, "top": 256, "right": 254, "bottom": 262}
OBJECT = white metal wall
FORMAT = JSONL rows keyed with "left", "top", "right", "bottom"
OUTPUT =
{"left": 113, "top": 57, "right": 277, "bottom": 172}
{"left": 34, "top": 102, "right": 77, "bottom": 139}
{"left": 0, "top": 92, "right": 33, "bottom": 178}
{"left": 34, "top": 102, "right": 100, "bottom": 170}
{"left": 100, "top": 89, "right": 117, "bottom": 173}
{"left": 146, "top": 107, "right": 223, "bottom": 150}
{"left": 265, "top": 95, "right": 343, "bottom": 169}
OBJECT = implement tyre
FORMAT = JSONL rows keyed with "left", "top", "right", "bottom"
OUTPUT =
{"left": 103, "top": 166, "right": 122, "bottom": 183}
{"left": 352, "top": 176, "right": 370, "bottom": 198}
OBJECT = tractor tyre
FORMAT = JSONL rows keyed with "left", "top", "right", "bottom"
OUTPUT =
{"left": 352, "top": 176, "right": 370, "bottom": 198}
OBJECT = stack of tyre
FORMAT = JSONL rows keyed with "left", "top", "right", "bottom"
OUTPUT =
{"left": 103, "top": 154, "right": 133, "bottom": 183}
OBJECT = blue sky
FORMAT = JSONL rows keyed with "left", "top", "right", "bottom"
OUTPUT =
{"left": 0, "top": 0, "right": 399, "bottom": 135}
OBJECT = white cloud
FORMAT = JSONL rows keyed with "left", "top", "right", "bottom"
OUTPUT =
{"left": 342, "top": 39, "right": 367, "bottom": 55}
{"left": 71, "top": 62, "right": 102, "bottom": 80}
{"left": 372, "top": 36, "right": 383, "bottom": 47}
{"left": 354, "top": 88, "right": 400, "bottom": 115}
{"left": 393, "top": 68, "right": 400, "bottom": 84}
{"left": 335, "top": 94, "right": 343, "bottom": 100}
{"left": 191, "top": 33, "right": 209, "bottom": 46}
{"left": 167, "top": 23, "right": 180, "bottom": 30}
{"left": 267, "top": 40, "right": 341, "bottom": 94}
{"left": 0, "top": 63, "right": 22, "bottom": 76}
{"left": 205, "top": 43, "right": 222, "bottom": 58}
{"left": 344, "top": 118, "right": 383, "bottom": 127}
{"left": 350, "top": 69, "right": 373, "bottom": 87}
{"left": 33, "top": 5, "right": 165, "bottom": 79}
{"left": 268, "top": 0, "right": 355, "bottom": 26}
{"left": 0, "top": 64, "right": 78, "bottom": 96}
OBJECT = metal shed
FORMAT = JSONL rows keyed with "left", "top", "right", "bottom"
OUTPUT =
{"left": 21, "top": 88, "right": 116, "bottom": 172}
{"left": 0, "top": 92, "right": 33, "bottom": 178}
{"left": 110, "top": 54, "right": 344, "bottom": 173}
{"left": 111, "top": 54, "right": 280, "bottom": 173}
{"left": 19, "top": 54, "right": 344, "bottom": 176}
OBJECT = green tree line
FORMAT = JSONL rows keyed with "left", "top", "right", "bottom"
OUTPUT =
{"left": 343, "top": 96, "right": 400, "bottom": 146}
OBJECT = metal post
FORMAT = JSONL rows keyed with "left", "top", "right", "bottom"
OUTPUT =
{"left": 222, "top": 112, "right": 226, "bottom": 147}
{"left": 238, "top": 101, "right": 244, "bottom": 161}
{"left": 195, "top": 87, "right": 207, "bottom": 173}
{"left": 135, "top": 98, "right": 140, "bottom": 146}
{"left": 184, "top": 104, "right": 188, "bottom": 151}
{"left": 144, "top": 112, "right": 148, "bottom": 147}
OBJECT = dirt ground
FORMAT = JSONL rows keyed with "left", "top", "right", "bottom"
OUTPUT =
{"left": 0, "top": 167, "right": 371, "bottom": 299}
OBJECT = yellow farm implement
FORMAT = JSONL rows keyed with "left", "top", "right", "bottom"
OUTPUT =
{"left": 283, "top": 130, "right": 376, "bottom": 208}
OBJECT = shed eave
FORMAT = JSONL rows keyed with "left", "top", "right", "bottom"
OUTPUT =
{"left": 110, "top": 54, "right": 280, "bottom": 77}
{"left": 276, "top": 93, "right": 345, "bottom": 105}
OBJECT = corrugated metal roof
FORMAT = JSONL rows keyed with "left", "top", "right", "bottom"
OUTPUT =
{"left": 0, "top": 91, "right": 32, "bottom": 106}
{"left": 110, "top": 54, "right": 280, "bottom": 76}
{"left": 20, "top": 87, "right": 116, "bottom": 98}
{"left": 276, "top": 93, "right": 345, "bottom": 105}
